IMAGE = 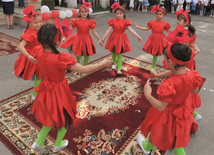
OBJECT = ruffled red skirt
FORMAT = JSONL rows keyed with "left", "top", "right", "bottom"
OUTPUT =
{"left": 32, "top": 78, "right": 77, "bottom": 127}
{"left": 14, "top": 46, "right": 41, "bottom": 80}
{"left": 143, "top": 33, "right": 168, "bottom": 56}
{"left": 140, "top": 105, "right": 198, "bottom": 150}
{"left": 60, "top": 33, "right": 96, "bottom": 56}
{"left": 105, "top": 31, "right": 131, "bottom": 54}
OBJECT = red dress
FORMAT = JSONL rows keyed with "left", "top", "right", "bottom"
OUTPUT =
{"left": 14, "top": 27, "right": 42, "bottom": 80}
{"left": 143, "top": 20, "right": 170, "bottom": 56}
{"left": 105, "top": 18, "right": 132, "bottom": 54}
{"left": 60, "top": 18, "right": 96, "bottom": 56}
{"left": 32, "top": 48, "right": 77, "bottom": 127}
{"left": 140, "top": 70, "right": 203, "bottom": 150}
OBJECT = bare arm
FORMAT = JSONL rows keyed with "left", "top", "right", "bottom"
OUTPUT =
{"left": 70, "top": 58, "right": 112, "bottom": 74}
{"left": 192, "top": 87, "right": 199, "bottom": 94}
{"left": 150, "top": 69, "right": 173, "bottom": 78}
{"left": 127, "top": 26, "right": 143, "bottom": 43}
{"left": 91, "top": 29, "right": 103, "bottom": 46}
{"left": 101, "top": 26, "right": 113, "bottom": 42}
{"left": 167, "top": 28, "right": 175, "bottom": 32}
{"left": 144, "top": 79, "right": 168, "bottom": 111}
{"left": 18, "top": 40, "right": 38, "bottom": 63}
{"left": 190, "top": 43, "right": 200, "bottom": 54}
{"left": 134, "top": 23, "right": 150, "bottom": 31}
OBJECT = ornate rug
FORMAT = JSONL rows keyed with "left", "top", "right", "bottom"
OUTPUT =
{"left": 0, "top": 32, "right": 20, "bottom": 56}
{"left": 0, "top": 55, "right": 204, "bottom": 155}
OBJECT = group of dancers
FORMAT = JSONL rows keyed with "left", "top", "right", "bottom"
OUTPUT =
{"left": 13, "top": 1, "right": 203, "bottom": 154}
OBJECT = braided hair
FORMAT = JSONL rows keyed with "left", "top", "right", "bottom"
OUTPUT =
{"left": 177, "top": 14, "right": 196, "bottom": 35}
{"left": 37, "top": 24, "right": 61, "bottom": 54}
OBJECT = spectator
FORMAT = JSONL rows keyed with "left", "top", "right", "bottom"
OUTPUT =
{"left": 199, "top": 0, "right": 205, "bottom": 16}
{"left": 122, "top": 0, "right": 128, "bottom": 9}
{"left": 138, "top": 0, "right": 144, "bottom": 11}
{"left": 143, "top": 0, "right": 149, "bottom": 11}
{"left": 2, "top": 0, "right": 14, "bottom": 29}
{"left": 186, "top": 0, "right": 191, "bottom": 12}
{"left": 177, "top": 0, "right": 184, "bottom": 11}
{"left": 55, "top": 0, "right": 59, "bottom": 7}
{"left": 171, "top": 0, "right": 177, "bottom": 13}
{"left": 18, "top": 0, "right": 24, "bottom": 8}
{"left": 129, "top": 0, "right": 134, "bottom": 11}
{"left": 164, "top": 0, "right": 171, "bottom": 12}
{"left": 210, "top": 0, "right": 214, "bottom": 17}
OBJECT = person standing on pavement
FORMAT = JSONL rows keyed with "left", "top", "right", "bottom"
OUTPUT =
{"left": 2, "top": 0, "right": 14, "bottom": 29}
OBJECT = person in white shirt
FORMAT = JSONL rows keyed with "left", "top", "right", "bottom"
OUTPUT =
{"left": 1, "top": 0, "right": 14, "bottom": 29}
{"left": 176, "top": 0, "right": 184, "bottom": 11}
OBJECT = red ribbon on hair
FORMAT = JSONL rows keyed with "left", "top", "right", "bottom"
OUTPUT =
{"left": 23, "top": 5, "right": 35, "bottom": 22}
{"left": 79, "top": 2, "right": 92, "bottom": 11}
{"left": 111, "top": 2, "right": 124, "bottom": 12}
{"left": 54, "top": 18, "right": 73, "bottom": 43}
{"left": 176, "top": 9, "right": 189, "bottom": 24}
{"left": 151, "top": 5, "right": 165, "bottom": 15}
{"left": 166, "top": 44, "right": 189, "bottom": 65}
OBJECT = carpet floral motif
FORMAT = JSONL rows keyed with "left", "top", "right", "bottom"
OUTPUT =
{"left": 76, "top": 76, "right": 142, "bottom": 120}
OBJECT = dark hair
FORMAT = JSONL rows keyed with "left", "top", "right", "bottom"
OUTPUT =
{"left": 156, "top": 7, "right": 167, "bottom": 16}
{"left": 115, "top": 8, "right": 126, "bottom": 19}
{"left": 164, "top": 43, "right": 192, "bottom": 70}
{"left": 77, "top": 7, "right": 95, "bottom": 19}
{"left": 37, "top": 24, "right": 61, "bottom": 54}
{"left": 21, "top": 13, "right": 41, "bottom": 41}
{"left": 177, "top": 14, "right": 196, "bottom": 35}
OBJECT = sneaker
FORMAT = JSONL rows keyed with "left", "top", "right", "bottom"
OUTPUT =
{"left": 31, "top": 142, "right": 46, "bottom": 154}
{"left": 117, "top": 71, "right": 122, "bottom": 75}
{"left": 194, "top": 114, "right": 202, "bottom": 122}
{"left": 32, "top": 96, "right": 36, "bottom": 100}
{"left": 52, "top": 139, "right": 69, "bottom": 153}
{"left": 136, "top": 133, "right": 150, "bottom": 155}
{"left": 210, "top": 15, "right": 213, "bottom": 17}
{"left": 112, "top": 65, "right": 117, "bottom": 70}
{"left": 144, "top": 9, "right": 147, "bottom": 12}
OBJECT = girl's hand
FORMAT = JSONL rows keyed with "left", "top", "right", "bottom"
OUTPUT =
{"left": 134, "top": 23, "right": 139, "bottom": 29}
{"left": 150, "top": 69, "right": 158, "bottom": 77}
{"left": 144, "top": 78, "right": 152, "bottom": 97}
{"left": 28, "top": 55, "right": 38, "bottom": 63}
{"left": 98, "top": 39, "right": 104, "bottom": 47}
{"left": 138, "top": 37, "right": 143, "bottom": 43}
{"left": 101, "top": 57, "right": 113, "bottom": 68}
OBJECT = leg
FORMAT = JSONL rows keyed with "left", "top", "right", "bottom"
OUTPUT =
{"left": 32, "top": 75, "right": 41, "bottom": 99}
{"left": 193, "top": 111, "right": 202, "bottom": 122}
{"left": 174, "top": 147, "right": 186, "bottom": 155}
{"left": 9, "top": 14, "right": 13, "bottom": 28}
{"left": 76, "top": 56, "right": 81, "bottom": 63}
{"left": 55, "top": 127, "right": 67, "bottom": 147}
{"left": 137, "top": 134, "right": 155, "bottom": 154}
{"left": 36, "top": 125, "right": 52, "bottom": 147}
{"left": 112, "top": 53, "right": 117, "bottom": 70}
{"left": 152, "top": 55, "right": 159, "bottom": 69}
{"left": 83, "top": 56, "right": 89, "bottom": 66}
{"left": 143, "top": 139, "right": 156, "bottom": 151}
{"left": 5, "top": 14, "right": 10, "bottom": 29}
{"left": 116, "top": 53, "right": 123, "bottom": 72}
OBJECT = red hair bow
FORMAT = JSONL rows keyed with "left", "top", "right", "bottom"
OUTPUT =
{"left": 165, "top": 25, "right": 189, "bottom": 44}
{"left": 82, "top": 1, "right": 92, "bottom": 9}
{"left": 111, "top": 2, "right": 121, "bottom": 12}
{"left": 175, "top": 9, "right": 188, "bottom": 17}
{"left": 151, "top": 5, "right": 159, "bottom": 13}
{"left": 23, "top": 5, "right": 34, "bottom": 22}
{"left": 55, "top": 18, "right": 73, "bottom": 39}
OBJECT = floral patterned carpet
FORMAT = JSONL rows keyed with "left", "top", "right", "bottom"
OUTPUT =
{"left": 0, "top": 32, "right": 20, "bottom": 56}
{"left": 0, "top": 55, "right": 168, "bottom": 155}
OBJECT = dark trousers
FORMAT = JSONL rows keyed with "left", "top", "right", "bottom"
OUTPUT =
{"left": 164, "top": 0, "right": 171, "bottom": 12}
{"left": 18, "top": 0, "right": 24, "bottom": 7}
{"left": 55, "top": 0, "right": 59, "bottom": 6}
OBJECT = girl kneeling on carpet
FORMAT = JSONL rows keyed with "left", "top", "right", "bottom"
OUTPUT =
{"left": 137, "top": 43, "right": 203, "bottom": 155}
{"left": 101, "top": 2, "right": 143, "bottom": 75}
{"left": 30, "top": 19, "right": 112, "bottom": 154}
{"left": 14, "top": 5, "right": 43, "bottom": 100}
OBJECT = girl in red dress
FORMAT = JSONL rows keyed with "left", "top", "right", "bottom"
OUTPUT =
{"left": 101, "top": 2, "right": 143, "bottom": 75}
{"left": 14, "top": 5, "right": 42, "bottom": 100}
{"left": 60, "top": 2, "right": 102, "bottom": 66}
{"left": 30, "top": 20, "right": 112, "bottom": 154}
{"left": 134, "top": 5, "right": 173, "bottom": 69}
{"left": 137, "top": 43, "right": 203, "bottom": 155}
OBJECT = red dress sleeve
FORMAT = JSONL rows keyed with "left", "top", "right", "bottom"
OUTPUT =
{"left": 190, "top": 33, "right": 196, "bottom": 43}
{"left": 126, "top": 19, "right": 132, "bottom": 27}
{"left": 71, "top": 19, "right": 77, "bottom": 28}
{"left": 164, "top": 22, "right": 171, "bottom": 30}
{"left": 58, "top": 53, "right": 77, "bottom": 69}
{"left": 192, "top": 70, "right": 203, "bottom": 89}
{"left": 90, "top": 20, "right": 96, "bottom": 29}
{"left": 20, "top": 29, "right": 34, "bottom": 42}
{"left": 157, "top": 80, "right": 176, "bottom": 103}
{"left": 147, "top": 20, "right": 153, "bottom": 29}
{"left": 108, "top": 19, "right": 114, "bottom": 26}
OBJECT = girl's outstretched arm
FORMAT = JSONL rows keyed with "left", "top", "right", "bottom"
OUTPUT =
{"left": 190, "top": 43, "right": 200, "bottom": 54}
{"left": 167, "top": 28, "right": 175, "bottom": 32}
{"left": 18, "top": 40, "right": 38, "bottom": 63}
{"left": 144, "top": 79, "right": 168, "bottom": 111}
{"left": 70, "top": 57, "right": 112, "bottom": 74}
{"left": 127, "top": 26, "right": 143, "bottom": 43}
{"left": 134, "top": 23, "right": 150, "bottom": 31}
{"left": 150, "top": 69, "right": 173, "bottom": 78}
{"left": 101, "top": 26, "right": 113, "bottom": 43}
{"left": 91, "top": 29, "right": 103, "bottom": 46}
